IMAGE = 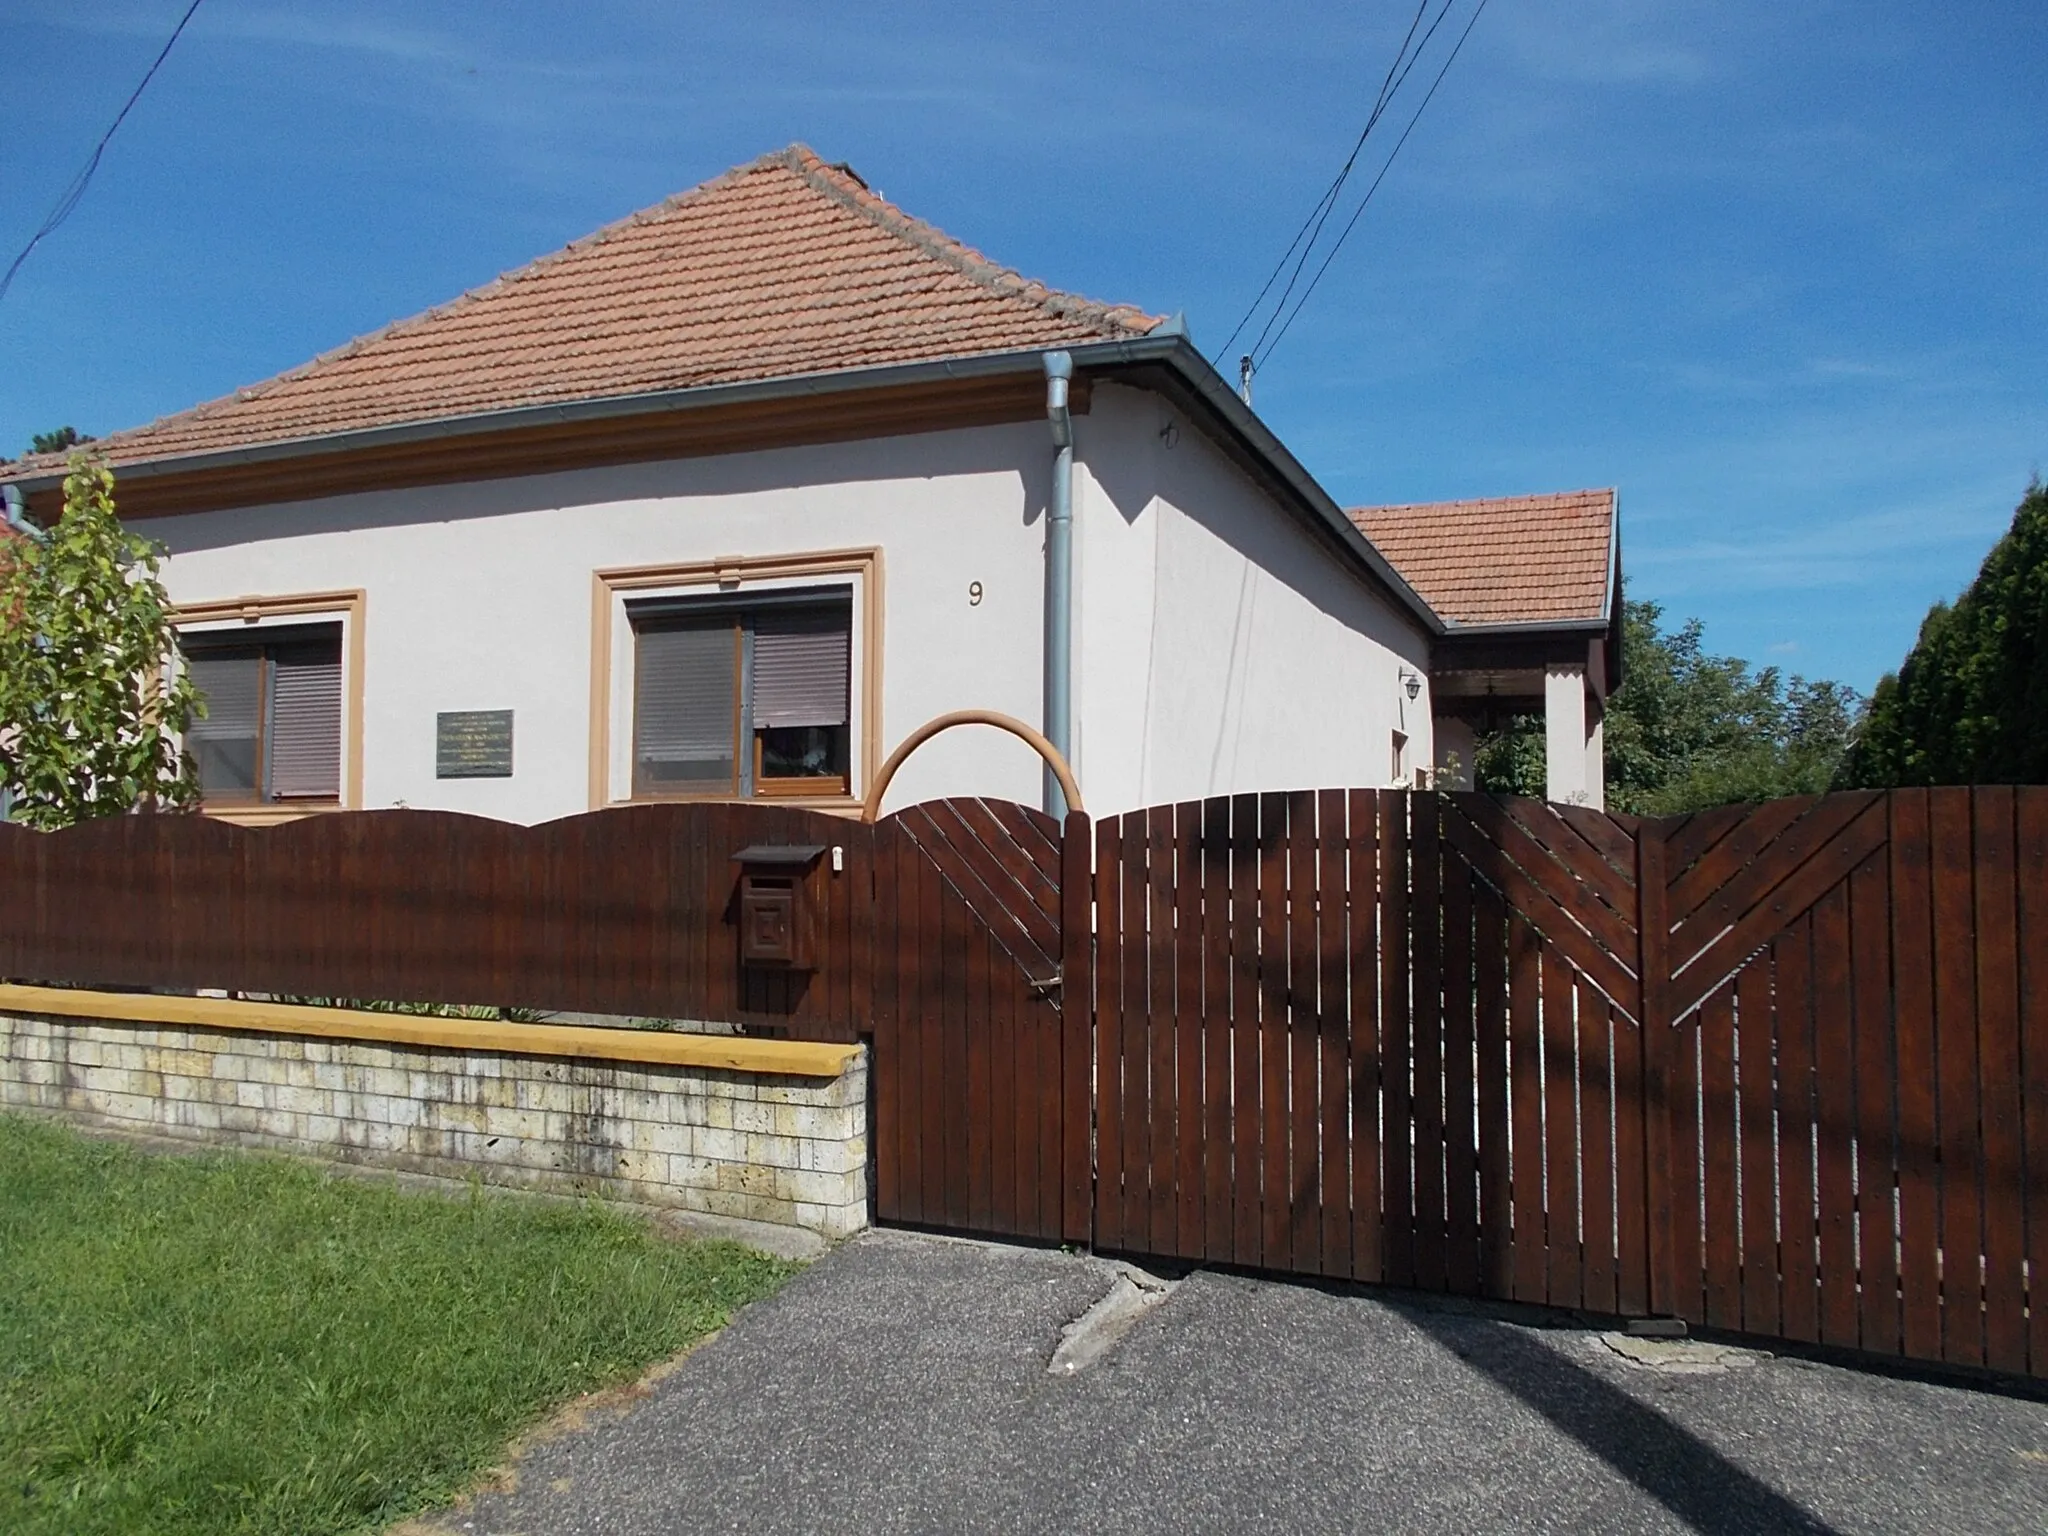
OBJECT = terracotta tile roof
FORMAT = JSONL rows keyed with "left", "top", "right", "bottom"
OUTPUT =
{"left": 1349, "top": 489, "right": 1616, "bottom": 627}
{"left": 7, "top": 145, "right": 1160, "bottom": 476}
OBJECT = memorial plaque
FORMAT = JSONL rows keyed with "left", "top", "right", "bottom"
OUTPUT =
{"left": 436, "top": 710, "right": 514, "bottom": 778}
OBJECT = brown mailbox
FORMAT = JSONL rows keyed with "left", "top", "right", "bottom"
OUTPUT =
{"left": 732, "top": 844, "right": 826, "bottom": 969}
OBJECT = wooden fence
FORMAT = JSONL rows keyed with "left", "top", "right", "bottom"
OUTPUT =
{"left": 1092, "top": 786, "right": 2048, "bottom": 1380}
{"left": 3, "top": 785, "right": 2044, "bottom": 1379}
{"left": 0, "top": 798, "right": 1087, "bottom": 1246}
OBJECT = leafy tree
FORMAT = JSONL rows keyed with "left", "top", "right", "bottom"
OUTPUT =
{"left": 1838, "top": 480, "right": 2048, "bottom": 787}
{"left": 28, "top": 425, "right": 93, "bottom": 456}
{"left": 1475, "top": 590, "right": 1860, "bottom": 815}
{"left": 0, "top": 454, "right": 201, "bottom": 827}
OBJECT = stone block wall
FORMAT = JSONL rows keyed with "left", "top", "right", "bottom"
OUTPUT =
{"left": 0, "top": 1010, "right": 869, "bottom": 1238}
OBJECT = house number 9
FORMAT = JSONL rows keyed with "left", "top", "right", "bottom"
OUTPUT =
{"left": 968, "top": 581, "right": 983, "bottom": 606}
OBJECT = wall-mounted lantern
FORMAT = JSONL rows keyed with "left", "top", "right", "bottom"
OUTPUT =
{"left": 731, "top": 844, "right": 826, "bottom": 969}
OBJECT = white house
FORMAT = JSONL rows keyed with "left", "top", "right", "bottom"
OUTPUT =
{"left": 1, "top": 146, "right": 1612, "bottom": 823}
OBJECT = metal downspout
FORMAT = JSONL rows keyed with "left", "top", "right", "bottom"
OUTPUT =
{"left": 1041, "top": 351, "right": 1075, "bottom": 817}
{"left": 1, "top": 484, "right": 42, "bottom": 542}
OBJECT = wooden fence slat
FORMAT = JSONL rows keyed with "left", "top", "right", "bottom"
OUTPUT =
{"left": 1175, "top": 800, "right": 1206, "bottom": 1259}
{"left": 1580, "top": 977, "right": 1617, "bottom": 1315}
{"left": 1667, "top": 795, "right": 1828, "bottom": 927}
{"left": 1635, "top": 821, "right": 1671, "bottom": 1320}
{"left": 956, "top": 798, "right": 1063, "bottom": 938}
{"left": 1412, "top": 795, "right": 1446, "bottom": 1292}
{"left": 1973, "top": 787, "right": 2027, "bottom": 1375}
{"left": 1664, "top": 1000, "right": 1704, "bottom": 1326}
{"left": 1059, "top": 809, "right": 1093, "bottom": 1245}
{"left": 1443, "top": 844, "right": 1480, "bottom": 1296}
{"left": 1502, "top": 798, "right": 1638, "bottom": 917}
{"left": 1811, "top": 884, "right": 1861, "bottom": 1351}
{"left": 1095, "top": 816, "right": 1127, "bottom": 1248}
{"left": 1474, "top": 877, "right": 1511, "bottom": 1297}
{"left": 905, "top": 825, "right": 937, "bottom": 1227}
{"left": 1701, "top": 985, "right": 1741, "bottom": 1331}
{"left": 1148, "top": 804, "right": 1179, "bottom": 1256}
{"left": 1508, "top": 914, "right": 1545, "bottom": 1304}
{"left": 1349, "top": 790, "right": 1385, "bottom": 1284}
{"left": 1202, "top": 799, "right": 1235, "bottom": 1265}
{"left": 1930, "top": 786, "right": 1985, "bottom": 1368}
{"left": 939, "top": 852, "right": 971, "bottom": 1231}
{"left": 1553, "top": 803, "right": 1640, "bottom": 876}
{"left": 1613, "top": 1000, "right": 1650, "bottom": 1319}
{"left": 1890, "top": 790, "right": 1943, "bottom": 1361}
{"left": 1232, "top": 794, "right": 1263, "bottom": 1268}
{"left": 966, "top": 916, "right": 996, "bottom": 1234}
{"left": 1124, "top": 812, "right": 1152, "bottom": 1251}
{"left": 1288, "top": 793, "right": 1322, "bottom": 1275}
{"left": 1665, "top": 804, "right": 1758, "bottom": 887}
{"left": 1318, "top": 789, "right": 1353, "bottom": 1279}
{"left": 1669, "top": 801, "right": 1891, "bottom": 1020}
{"left": 1446, "top": 800, "right": 1641, "bottom": 1013}
{"left": 2017, "top": 790, "right": 2048, "bottom": 1377}
{"left": 1381, "top": 793, "right": 1415, "bottom": 1289}
{"left": 1543, "top": 945, "right": 1581, "bottom": 1308}
{"left": 915, "top": 800, "right": 1062, "bottom": 971}
{"left": 1737, "top": 957, "right": 1780, "bottom": 1338}
{"left": 1849, "top": 850, "right": 1901, "bottom": 1358}
{"left": 1259, "top": 792, "right": 1292, "bottom": 1272}
{"left": 1776, "top": 910, "right": 1821, "bottom": 1345}
{"left": 872, "top": 825, "right": 902, "bottom": 1225}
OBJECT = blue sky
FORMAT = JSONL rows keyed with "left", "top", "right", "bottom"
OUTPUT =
{"left": 3, "top": 0, "right": 2042, "bottom": 692}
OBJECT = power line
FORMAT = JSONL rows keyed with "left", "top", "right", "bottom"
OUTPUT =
{"left": 1212, "top": 0, "right": 1434, "bottom": 366}
{"left": 0, "top": 0, "right": 205, "bottom": 307}
{"left": 1240, "top": 0, "right": 1466, "bottom": 367}
{"left": 1253, "top": 0, "right": 1492, "bottom": 371}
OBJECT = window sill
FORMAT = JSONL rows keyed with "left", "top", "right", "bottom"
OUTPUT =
{"left": 202, "top": 801, "right": 345, "bottom": 827}
{"left": 613, "top": 794, "right": 865, "bottom": 819}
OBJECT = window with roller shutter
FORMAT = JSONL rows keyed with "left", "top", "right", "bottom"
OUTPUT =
{"left": 629, "top": 589, "right": 851, "bottom": 800}
{"left": 178, "top": 623, "right": 344, "bottom": 804}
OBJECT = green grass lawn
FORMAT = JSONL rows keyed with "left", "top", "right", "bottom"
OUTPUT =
{"left": 0, "top": 1114, "right": 795, "bottom": 1535}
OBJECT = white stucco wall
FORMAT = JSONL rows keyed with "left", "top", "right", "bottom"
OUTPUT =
{"left": 150, "top": 393, "right": 1433, "bottom": 825}
{"left": 1071, "top": 386, "right": 1434, "bottom": 808}
{"left": 154, "top": 423, "right": 1059, "bottom": 822}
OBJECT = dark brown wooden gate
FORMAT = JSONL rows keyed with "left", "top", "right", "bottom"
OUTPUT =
{"left": 864, "top": 799, "right": 1091, "bottom": 1244}
{"left": 1086, "top": 786, "right": 2048, "bottom": 1382}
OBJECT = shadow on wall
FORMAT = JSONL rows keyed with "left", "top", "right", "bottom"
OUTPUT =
{"left": 1085, "top": 383, "right": 1429, "bottom": 659}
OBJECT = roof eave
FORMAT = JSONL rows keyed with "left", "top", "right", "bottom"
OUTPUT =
{"left": 0, "top": 348, "right": 1079, "bottom": 496}
{"left": 0, "top": 335, "right": 1447, "bottom": 637}
{"left": 1074, "top": 335, "right": 1443, "bottom": 635}
{"left": 1440, "top": 616, "right": 1611, "bottom": 636}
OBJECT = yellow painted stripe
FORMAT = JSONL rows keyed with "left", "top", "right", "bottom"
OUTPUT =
{"left": 0, "top": 984, "right": 860, "bottom": 1079}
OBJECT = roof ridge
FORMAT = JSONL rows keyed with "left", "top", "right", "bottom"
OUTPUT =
{"left": 11, "top": 144, "right": 1164, "bottom": 478}
{"left": 1352, "top": 487, "right": 1615, "bottom": 515}
{"left": 775, "top": 145, "right": 1161, "bottom": 339}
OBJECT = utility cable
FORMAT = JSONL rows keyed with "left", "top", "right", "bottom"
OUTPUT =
{"left": 1210, "top": 0, "right": 1434, "bottom": 365}
{"left": 0, "top": 0, "right": 205, "bottom": 307}
{"left": 1240, "top": 0, "right": 1464, "bottom": 366}
{"left": 1253, "top": 0, "right": 1491, "bottom": 370}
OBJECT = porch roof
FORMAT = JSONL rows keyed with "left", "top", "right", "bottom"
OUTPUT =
{"left": 1348, "top": 489, "right": 1618, "bottom": 630}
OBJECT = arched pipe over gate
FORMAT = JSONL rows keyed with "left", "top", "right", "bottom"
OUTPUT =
{"left": 862, "top": 710, "right": 1083, "bottom": 825}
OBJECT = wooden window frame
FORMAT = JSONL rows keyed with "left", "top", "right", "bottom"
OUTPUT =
{"left": 592, "top": 551, "right": 880, "bottom": 814}
{"left": 172, "top": 591, "right": 366, "bottom": 825}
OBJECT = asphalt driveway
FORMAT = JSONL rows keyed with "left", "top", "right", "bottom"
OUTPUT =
{"left": 418, "top": 1229, "right": 2048, "bottom": 1535}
